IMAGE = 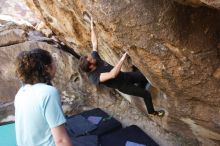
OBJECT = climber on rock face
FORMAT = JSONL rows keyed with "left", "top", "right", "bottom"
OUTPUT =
{"left": 79, "top": 13, "right": 165, "bottom": 117}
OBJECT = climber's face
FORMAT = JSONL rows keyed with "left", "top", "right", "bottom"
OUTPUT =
{"left": 87, "top": 55, "right": 97, "bottom": 69}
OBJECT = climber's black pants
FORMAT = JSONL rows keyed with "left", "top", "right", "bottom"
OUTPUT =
{"left": 117, "top": 72, "right": 155, "bottom": 114}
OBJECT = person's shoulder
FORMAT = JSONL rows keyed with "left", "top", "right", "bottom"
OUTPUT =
{"left": 34, "top": 84, "right": 61, "bottom": 103}
{"left": 91, "top": 51, "right": 98, "bottom": 55}
{"left": 91, "top": 51, "right": 101, "bottom": 57}
{"left": 92, "top": 51, "right": 98, "bottom": 53}
{"left": 33, "top": 83, "right": 59, "bottom": 94}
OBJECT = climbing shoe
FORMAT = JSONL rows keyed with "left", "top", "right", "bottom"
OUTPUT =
{"left": 151, "top": 110, "right": 165, "bottom": 117}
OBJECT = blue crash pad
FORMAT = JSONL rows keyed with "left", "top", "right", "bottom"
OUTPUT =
{"left": 0, "top": 122, "right": 16, "bottom": 146}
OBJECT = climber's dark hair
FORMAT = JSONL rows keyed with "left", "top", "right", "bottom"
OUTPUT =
{"left": 15, "top": 48, "right": 53, "bottom": 85}
{"left": 79, "top": 55, "right": 91, "bottom": 73}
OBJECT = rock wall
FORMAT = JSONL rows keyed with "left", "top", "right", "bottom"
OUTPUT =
{"left": 0, "top": 0, "right": 40, "bottom": 25}
{"left": 1, "top": 0, "right": 220, "bottom": 145}
{"left": 0, "top": 21, "right": 185, "bottom": 146}
{"left": 0, "top": 21, "right": 78, "bottom": 121}
{"left": 174, "top": 0, "right": 220, "bottom": 9}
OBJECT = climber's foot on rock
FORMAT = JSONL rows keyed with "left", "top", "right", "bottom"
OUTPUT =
{"left": 150, "top": 110, "right": 165, "bottom": 117}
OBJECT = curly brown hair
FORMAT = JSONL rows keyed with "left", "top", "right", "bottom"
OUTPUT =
{"left": 15, "top": 48, "right": 53, "bottom": 85}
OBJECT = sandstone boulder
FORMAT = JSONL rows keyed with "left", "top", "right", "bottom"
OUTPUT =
{"left": 22, "top": 0, "right": 220, "bottom": 145}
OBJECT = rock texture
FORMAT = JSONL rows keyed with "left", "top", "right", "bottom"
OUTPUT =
{"left": 0, "top": 21, "right": 78, "bottom": 122}
{"left": 21, "top": 0, "right": 220, "bottom": 145}
{"left": 0, "top": 0, "right": 39, "bottom": 25}
{"left": 0, "top": 21, "right": 183, "bottom": 146}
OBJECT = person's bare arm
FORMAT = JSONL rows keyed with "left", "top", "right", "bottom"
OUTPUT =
{"left": 99, "top": 52, "right": 127, "bottom": 82}
{"left": 91, "top": 17, "right": 98, "bottom": 52}
{"left": 51, "top": 124, "right": 73, "bottom": 146}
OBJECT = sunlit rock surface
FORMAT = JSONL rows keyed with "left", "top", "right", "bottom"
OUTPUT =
{"left": 0, "top": 22, "right": 79, "bottom": 122}
{"left": 1, "top": 0, "right": 220, "bottom": 145}
{"left": 0, "top": 22, "right": 183, "bottom": 146}
{"left": 0, "top": 0, "right": 40, "bottom": 25}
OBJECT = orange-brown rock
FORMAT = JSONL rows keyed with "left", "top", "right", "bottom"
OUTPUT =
{"left": 5, "top": 0, "right": 220, "bottom": 145}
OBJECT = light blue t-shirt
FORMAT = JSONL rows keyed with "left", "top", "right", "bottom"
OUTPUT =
{"left": 14, "top": 83, "right": 66, "bottom": 146}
